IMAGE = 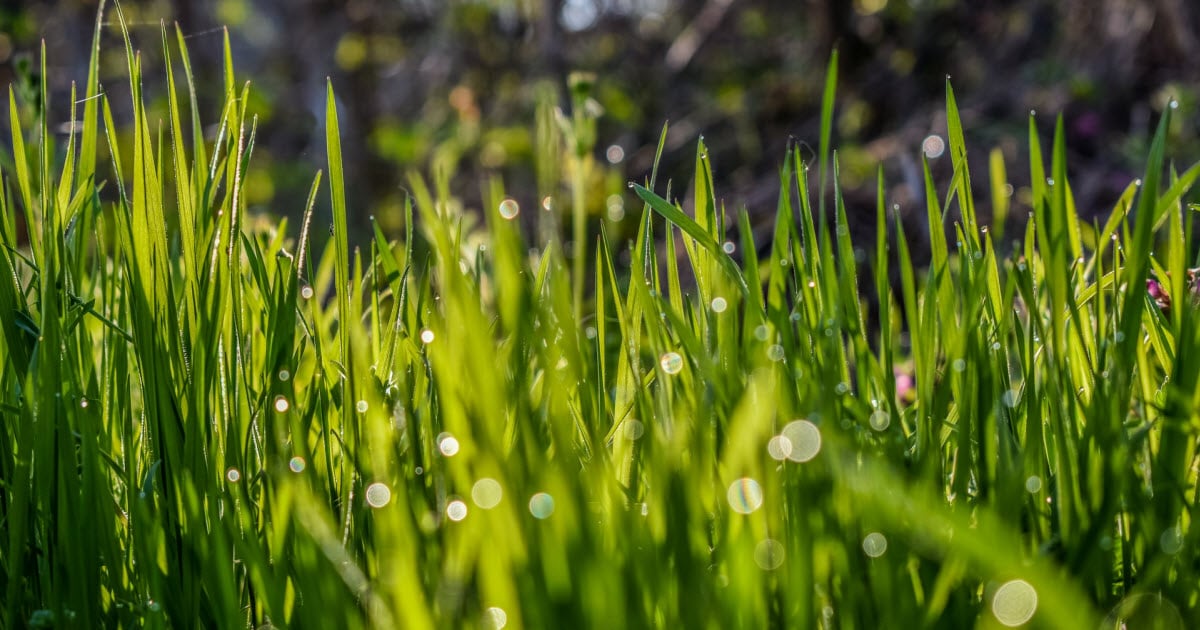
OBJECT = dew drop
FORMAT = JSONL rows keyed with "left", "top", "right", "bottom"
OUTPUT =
{"left": 606, "top": 144, "right": 625, "bottom": 164}
{"left": 365, "top": 482, "right": 392, "bottom": 508}
{"left": 766, "top": 344, "right": 785, "bottom": 362}
{"left": 622, "top": 419, "right": 645, "bottom": 440}
{"left": 781, "top": 420, "right": 821, "bottom": 462}
{"left": 274, "top": 395, "right": 290, "bottom": 413}
{"left": 754, "top": 539, "right": 786, "bottom": 570}
{"left": 437, "top": 432, "right": 460, "bottom": 457}
{"left": 301, "top": 285, "right": 315, "bottom": 300}
{"left": 289, "top": 456, "right": 306, "bottom": 473}
{"left": 711, "top": 296, "right": 728, "bottom": 313}
{"left": 356, "top": 400, "right": 369, "bottom": 413}
{"left": 1025, "top": 476, "right": 1042, "bottom": 493}
{"left": 529, "top": 492, "right": 556, "bottom": 519}
{"left": 606, "top": 194, "right": 625, "bottom": 221}
{"left": 1102, "top": 594, "right": 1184, "bottom": 630}
{"left": 992, "top": 579, "right": 1038, "bottom": 627}
{"left": 226, "top": 468, "right": 241, "bottom": 483}
{"left": 862, "top": 532, "right": 888, "bottom": 557}
{"left": 722, "top": 241, "right": 736, "bottom": 254}
{"left": 1160, "top": 526, "right": 1184, "bottom": 554}
{"left": 922, "top": 134, "right": 946, "bottom": 159}
{"left": 472, "top": 478, "right": 503, "bottom": 509}
{"left": 498, "top": 198, "right": 520, "bottom": 220}
{"left": 79, "top": 397, "right": 89, "bottom": 409}
{"left": 660, "top": 352, "right": 684, "bottom": 375}
{"left": 726, "top": 478, "right": 764, "bottom": 514}
{"left": 278, "top": 369, "right": 291, "bottom": 382}
{"left": 446, "top": 499, "right": 469, "bottom": 522}
{"left": 484, "top": 607, "right": 508, "bottom": 629}
{"left": 767, "top": 435, "right": 793, "bottom": 461}
{"left": 420, "top": 329, "right": 435, "bottom": 344}
{"left": 869, "top": 410, "right": 890, "bottom": 431}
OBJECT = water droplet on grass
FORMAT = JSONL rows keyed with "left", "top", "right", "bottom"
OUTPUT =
{"left": 79, "top": 397, "right": 89, "bottom": 409}
{"left": 300, "top": 285, "right": 314, "bottom": 300}
{"left": 1025, "top": 476, "right": 1042, "bottom": 493}
{"left": 356, "top": 400, "right": 369, "bottom": 413}
{"left": 278, "top": 369, "right": 291, "bottom": 382}
{"left": 869, "top": 411, "right": 890, "bottom": 431}
{"left": 1160, "top": 526, "right": 1184, "bottom": 554}
{"left": 922, "top": 134, "right": 945, "bottom": 158}
{"left": 722, "top": 241, "right": 735, "bottom": 254}
{"left": 660, "top": 352, "right": 684, "bottom": 374}
{"left": 767, "top": 435, "right": 793, "bottom": 461}
{"left": 420, "top": 329, "right": 435, "bottom": 344}
{"left": 274, "top": 396, "right": 290, "bottom": 413}
{"left": 992, "top": 579, "right": 1038, "bottom": 627}
{"left": 484, "top": 607, "right": 508, "bottom": 629}
{"left": 767, "top": 344, "right": 785, "bottom": 362}
{"left": 226, "top": 468, "right": 241, "bottom": 483}
{"left": 623, "top": 419, "right": 645, "bottom": 440}
{"left": 498, "top": 198, "right": 519, "bottom": 220}
{"left": 711, "top": 296, "right": 728, "bottom": 313}
{"left": 529, "top": 493, "right": 556, "bottom": 519}
{"left": 606, "top": 195, "right": 625, "bottom": 221}
{"left": 952, "top": 359, "right": 966, "bottom": 372}
{"left": 365, "top": 482, "right": 392, "bottom": 508}
{"left": 437, "top": 433, "right": 460, "bottom": 457}
{"left": 289, "top": 457, "right": 306, "bottom": 473}
{"left": 446, "top": 499, "right": 469, "bottom": 522}
{"left": 606, "top": 144, "right": 625, "bottom": 163}
{"left": 472, "top": 478, "right": 503, "bottom": 509}
{"left": 862, "top": 532, "right": 888, "bottom": 557}
{"left": 782, "top": 420, "right": 821, "bottom": 462}
{"left": 1102, "top": 593, "right": 1185, "bottom": 630}
{"left": 754, "top": 539, "right": 786, "bottom": 570}
{"left": 726, "top": 478, "right": 764, "bottom": 514}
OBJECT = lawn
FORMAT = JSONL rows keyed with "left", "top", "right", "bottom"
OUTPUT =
{"left": 1, "top": 3, "right": 1198, "bottom": 629}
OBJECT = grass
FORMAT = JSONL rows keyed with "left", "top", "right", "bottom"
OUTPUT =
{"left": 3, "top": 3, "right": 1200, "bottom": 628}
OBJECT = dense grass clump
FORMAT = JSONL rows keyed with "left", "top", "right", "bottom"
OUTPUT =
{"left": 4, "top": 5, "right": 1200, "bottom": 629}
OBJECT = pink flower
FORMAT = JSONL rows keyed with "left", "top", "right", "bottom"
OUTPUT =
{"left": 1147, "top": 277, "right": 1171, "bottom": 314}
{"left": 894, "top": 364, "right": 915, "bottom": 405}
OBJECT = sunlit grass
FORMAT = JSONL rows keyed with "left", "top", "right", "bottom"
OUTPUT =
{"left": 2, "top": 3, "right": 1200, "bottom": 628}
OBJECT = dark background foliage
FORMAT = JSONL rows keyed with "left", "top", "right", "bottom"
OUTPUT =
{"left": 3, "top": 0, "right": 1200, "bottom": 249}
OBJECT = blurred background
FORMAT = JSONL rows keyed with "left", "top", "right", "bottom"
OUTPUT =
{"left": 2, "top": 0, "right": 1200, "bottom": 250}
